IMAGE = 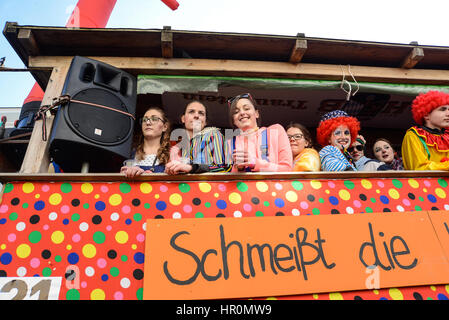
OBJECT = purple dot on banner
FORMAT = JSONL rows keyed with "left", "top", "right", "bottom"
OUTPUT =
{"left": 97, "top": 258, "right": 107, "bottom": 268}
{"left": 402, "top": 199, "right": 411, "bottom": 206}
{"left": 122, "top": 205, "right": 131, "bottom": 214}
{"left": 30, "top": 258, "right": 40, "bottom": 268}
{"left": 300, "top": 201, "right": 309, "bottom": 209}
{"left": 328, "top": 182, "right": 335, "bottom": 188}
{"left": 61, "top": 205, "right": 70, "bottom": 214}
{"left": 100, "top": 186, "right": 109, "bottom": 193}
{"left": 160, "top": 185, "right": 168, "bottom": 192}
{"left": 0, "top": 205, "right": 9, "bottom": 213}
{"left": 183, "top": 205, "right": 192, "bottom": 213}
{"left": 243, "top": 204, "right": 252, "bottom": 212}
{"left": 41, "top": 185, "right": 50, "bottom": 192}
{"left": 7, "top": 234, "right": 16, "bottom": 242}
{"left": 353, "top": 200, "right": 362, "bottom": 208}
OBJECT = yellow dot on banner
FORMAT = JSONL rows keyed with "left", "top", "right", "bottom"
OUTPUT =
{"left": 82, "top": 244, "right": 97, "bottom": 258}
{"left": 169, "top": 193, "right": 182, "bottom": 206}
{"left": 154, "top": 194, "right": 160, "bottom": 199}
{"left": 51, "top": 231, "right": 65, "bottom": 244}
{"left": 81, "top": 183, "right": 94, "bottom": 194}
{"left": 35, "top": 194, "right": 40, "bottom": 199}
{"left": 199, "top": 182, "right": 212, "bottom": 193}
{"left": 229, "top": 192, "right": 242, "bottom": 204}
{"left": 22, "top": 182, "right": 35, "bottom": 194}
{"left": 373, "top": 289, "right": 379, "bottom": 295}
{"left": 140, "top": 182, "right": 153, "bottom": 194}
{"left": 388, "top": 188, "right": 400, "bottom": 200}
{"left": 115, "top": 231, "right": 129, "bottom": 244}
{"left": 90, "top": 288, "right": 106, "bottom": 300}
{"left": 329, "top": 292, "right": 344, "bottom": 300}
{"left": 0, "top": 244, "right": 5, "bottom": 250}
{"left": 109, "top": 194, "right": 122, "bottom": 206}
{"left": 423, "top": 188, "right": 427, "bottom": 193}
{"left": 16, "top": 244, "right": 31, "bottom": 259}
{"left": 131, "top": 244, "right": 137, "bottom": 250}
{"left": 408, "top": 179, "right": 419, "bottom": 189}
{"left": 49, "top": 193, "right": 62, "bottom": 205}
{"left": 376, "top": 189, "right": 380, "bottom": 194}
{"left": 66, "top": 245, "right": 72, "bottom": 250}
{"left": 256, "top": 182, "right": 269, "bottom": 193}
{"left": 430, "top": 285, "right": 436, "bottom": 291}
{"left": 436, "top": 188, "right": 447, "bottom": 199}
{"left": 310, "top": 180, "right": 322, "bottom": 189}
{"left": 325, "top": 190, "right": 330, "bottom": 194}
{"left": 389, "top": 288, "right": 404, "bottom": 300}
{"left": 445, "top": 285, "right": 449, "bottom": 294}
{"left": 313, "top": 294, "right": 319, "bottom": 299}
{"left": 214, "top": 193, "right": 219, "bottom": 198}
{"left": 94, "top": 194, "right": 99, "bottom": 199}
{"left": 338, "top": 190, "right": 350, "bottom": 201}
{"left": 361, "top": 179, "right": 372, "bottom": 189}
{"left": 271, "top": 192, "right": 276, "bottom": 197}
{"left": 285, "top": 191, "right": 298, "bottom": 202}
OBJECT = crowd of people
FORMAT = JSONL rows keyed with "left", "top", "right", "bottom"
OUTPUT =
{"left": 120, "top": 90, "right": 449, "bottom": 177}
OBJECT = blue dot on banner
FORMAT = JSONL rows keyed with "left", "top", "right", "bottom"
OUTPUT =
{"left": 67, "top": 253, "right": 79, "bottom": 264}
{"left": 134, "top": 252, "right": 145, "bottom": 264}
{"left": 101, "top": 274, "right": 109, "bottom": 281}
{"left": 34, "top": 200, "right": 45, "bottom": 211}
{"left": 63, "top": 219, "right": 69, "bottom": 225}
{"left": 216, "top": 200, "right": 227, "bottom": 210}
{"left": 379, "top": 195, "right": 389, "bottom": 204}
{"left": 438, "top": 293, "right": 448, "bottom": 300}
{"left": 329, "top": 196, "right": 339, "bottom": 205}
{"left": 427, "top": 194, "right": 437, "bottom": 203}
{"left": 95, "top": 201, "right": 106, "bottom": 211}
{"left": 155, "top": 201, "right": 167, "bottom": 211}
{"left": 0, "top": 253, "right": 12, "bottom": 265}
{"left": 0, "top": 218, "right": 6, "bottom": 225}
{"left": 274, "top": 198, "right": 285, "bottom": 208}
{"left": 125, "top": 219, "right": 132, "bottom": 225}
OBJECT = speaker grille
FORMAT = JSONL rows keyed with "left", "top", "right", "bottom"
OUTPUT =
{"left": 65, "top": 88, "right": 132, "bottom": 145}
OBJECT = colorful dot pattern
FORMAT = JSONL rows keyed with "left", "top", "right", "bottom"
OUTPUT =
{"left": 1, "top": 178, "right": 449, "bottom": 300}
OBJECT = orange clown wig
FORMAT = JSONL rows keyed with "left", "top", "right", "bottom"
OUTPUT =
{"left": 316, "top": 110, "right": 360, "bottom": 147}
{"left": 411, "top": 90, "right": 449, "bottom": 125}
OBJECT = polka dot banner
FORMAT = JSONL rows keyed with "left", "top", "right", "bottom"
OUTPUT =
{"left": 1, "top": 177, "right": 449, "bottom": 300}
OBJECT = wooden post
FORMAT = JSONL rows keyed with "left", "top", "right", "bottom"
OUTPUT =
{"left": 289, "top": 33, "right": 307, "bottom": 64}
{"left": 161, "top": 26, "right": 173, "bottom": 59}
{"left": 20, "top": 62, "right": 70, "bottom": 173}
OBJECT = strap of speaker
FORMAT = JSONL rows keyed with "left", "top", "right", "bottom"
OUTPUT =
{"left": 35, "top": 94, "right": 135, "bottom": 141}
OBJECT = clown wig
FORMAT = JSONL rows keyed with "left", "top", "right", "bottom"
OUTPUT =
{"left": 411, "top": 90, "right": 449, "bottom": 125}
{"left": 316, "top": 110, "right": 360, "bottom": 147}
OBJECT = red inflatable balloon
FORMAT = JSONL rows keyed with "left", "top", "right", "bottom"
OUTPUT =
{"left": 161, "top": 0, "right": 179, "bottom": 10}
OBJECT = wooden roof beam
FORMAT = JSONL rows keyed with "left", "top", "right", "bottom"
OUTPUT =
{"left": 289, "top": 33, "right": 307, "bottom": 63}
{"left": 161, "top": 26, "right": 173, "bottom": 59}
{"left": 18, "top": 28, "right": 40, "bottom": 56}
{"left": 401, "top": 41, "right": 424, "bottom": 69}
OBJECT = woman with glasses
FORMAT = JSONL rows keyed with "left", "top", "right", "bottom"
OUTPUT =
{"left": 120, "top": 107, "right": 171, "bottom": 177}
{"left": 317, "top": 110, "right": 359, "bottom": 171}
{"left": 165, "top": 100, "right": 231, "bottom": 174}
{"left": 373, "top": 138, "right": 404, "bottom": 170}
{"left": 285, "top": 123, "right": 320, "bottom": 171}
{"left": 228, "top": 93, "right": 292, "bottom": 172}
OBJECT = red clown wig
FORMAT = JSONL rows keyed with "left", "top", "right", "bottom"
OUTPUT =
{"left": 411, "top": 90, "right": 449, "bottom": 125}
{"left": 316, "top": 110, "right": 360, "bottom": 147}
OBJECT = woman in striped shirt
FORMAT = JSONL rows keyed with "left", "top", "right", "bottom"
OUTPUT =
{"left": 317, "top": 110, "right": 360, "bottom": 172}
{"left": 165, "top": 101, "right": 231, "bottom": 174}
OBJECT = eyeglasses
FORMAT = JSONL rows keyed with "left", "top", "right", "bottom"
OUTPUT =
{"left": 227, "top": 93, "right": 255, "bottom": 107}
{"left": 287, "top": 134, "right": 304, "bottom": 141}
{"left": 348, "top": 145, "right": 364, "bottom": 153}
{"left": 141, "top": 115, "right": 165, "bottom": 124}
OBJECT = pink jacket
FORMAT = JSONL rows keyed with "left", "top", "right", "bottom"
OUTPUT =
{"left": 229, "top": 124, "right": 293, "bottom": 172}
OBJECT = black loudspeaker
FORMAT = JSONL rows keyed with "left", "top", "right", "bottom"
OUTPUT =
{"left": 49, "top": 56, "right": 136, "bottom": 172}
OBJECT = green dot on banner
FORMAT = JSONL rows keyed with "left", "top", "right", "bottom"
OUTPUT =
{"left": 133, "top": 213, "right": 142, "bottom": 221}
{"left": 121, "top": 255, "right": 128, "bottom": 262}
{"left": 438, "top": 178, "right": 448, "bottom": 188}
{"left": 392, "top": 179, "right": 403, "bottom": 188}
{"left": 42, "top": 267, "right": 52, "bottom": 277}
{"left": 3, "top": 183, "right": 13, "bottom": 193}
{"left": 178, "top": 183, "right": 191, "bottom": 193}
{"left": 418, "top": 196, "right": 424, "bottom": 202}
{"left": 9, "top": 212, "right": 18, "bottom": 221}
{"left": 312, "top": 208, "right": 320, "bottom": 215}
{"left": 93, "top": 231, "right": 106, "bottom": 244}
{"left": 71, "top": 213, "right": 80, "bottom": 222}
{"left": 415, "top": 205, "right": 422, "bottom": 211}
{"left": 343, "top": 180, "right": 355, "bottom": 190}
{"left": 195, "top": 212, "right": 204, "bottom": 218}
{"left": 28, "top": 231, "right": 42, "bottom": 244}
{"left": 263, "top": 201, "right": 270, "bottom": 207}
{"left": 292, "top": 181, "right": 303, "bottom": 191}
{"left": 110, "top": 267, "right": 120, "bottom": 277}
{"left": 236, "top": 182, "right": 248, "bottom": 192}
{"left": 365, "top": 207, "right": 373, "bottom": 213}
{"left": 136, "top": 288, "right": 143, "bottom": 300}
{"left": 370, "top": 198, "right": 376, "bottom": 203}
{"left": 204, "top": 202, "right": 211, "bottom": 208}
{"left": 318, "top": 198, "right": 325, "bottom": 204}
{"left": 22, "top": 203, "right": 28, "bottom": 209}
{"left": 144, "top": 203, "right": 150, "bottom": 209}
{"left": 83, "top": 203, "right": 89, "bottom": 209}
{"left": 60, "top": 183, "right": 73, "bottom": 193}
{"left": 255, "top": 211, "right": 264, "bottom": 217}
{"left": 119, "top": 183, "right": 132, "bottom": 194}
{"left": 55, "top": 255, "right": 62, "bottom": 262}
{"left": 66, "top": 289, "right": 80, "bottom": 300}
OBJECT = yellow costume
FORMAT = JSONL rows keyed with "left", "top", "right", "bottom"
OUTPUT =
{"left": 401, "top": 126, "right": 449, "bottom": 170}
{"left": 293, "top": 148, "right": 321, "bottom": 172}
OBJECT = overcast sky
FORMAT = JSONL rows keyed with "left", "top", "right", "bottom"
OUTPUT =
{"left": 1, "top": 0, "right": 449, "bottom": 109}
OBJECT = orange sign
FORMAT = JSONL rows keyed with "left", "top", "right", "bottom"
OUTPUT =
{"left": 143, "top": 212, "right": 449, "bottom": 300}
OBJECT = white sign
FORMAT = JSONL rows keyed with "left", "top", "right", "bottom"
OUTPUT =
{"left": 0, "top": 277, "right": 62, "bottom": 300}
